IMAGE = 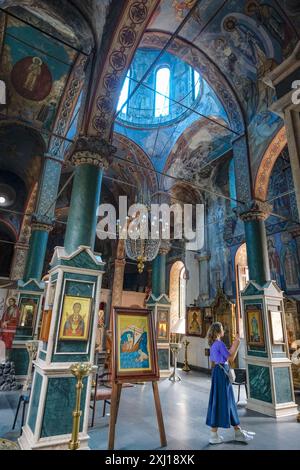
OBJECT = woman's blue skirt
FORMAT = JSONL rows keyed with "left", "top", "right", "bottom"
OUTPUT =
{"left": 206, "top": 364, "right": 240, "bottom": 429}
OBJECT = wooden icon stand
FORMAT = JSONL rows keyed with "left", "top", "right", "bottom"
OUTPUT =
{"left": 108, "top": 307, "right": 167, "bottom": 450}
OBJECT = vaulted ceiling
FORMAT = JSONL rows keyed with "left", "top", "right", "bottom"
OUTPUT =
{"left": 0, "top": 0, "right": 299, "bottom": 224}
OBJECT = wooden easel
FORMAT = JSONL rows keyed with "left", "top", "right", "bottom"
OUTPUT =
{"left": 108, "top": 379, "right": 167, "bottom": 450}
{"left": 108, "top": 307, "right": 167, "bottom": 450}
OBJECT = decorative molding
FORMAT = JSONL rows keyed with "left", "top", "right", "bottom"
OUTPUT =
{"left": 31, "top": 222, "right": 53, "bottom": 233}
{"left": 48, "top": 54, "right": 88, "bottom": 158}
{"left": 254, "top": 127, "right": 287, "bottom": 201}
{"left": 87, "top": 0, "right": 161, "bottom": 138}
{"left": 159, "top": 240, "right": 171, "bottom": 256}
{"left": 10, "top": 183, "right": 38, "bottom": 280}
{"left": 238, "top": 200, "right": 272, "bottom": 222}
{"left": 71, "top": 136, "right": 116, "bottom": 168}
{"left": 232, "top": 135, "right": 252, "bottom": 204}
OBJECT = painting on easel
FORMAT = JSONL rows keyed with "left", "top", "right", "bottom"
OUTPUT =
{"left": 109, "top": 307, "right": 166, "bottom": 450}
{"left": 112, "top": 307, "right": 159, "bottom": 382}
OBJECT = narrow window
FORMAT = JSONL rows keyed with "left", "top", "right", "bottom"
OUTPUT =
{"left": 155, "top": 67, "right": 170, "bottom": 117}
{"left": 117, "top": 69, "right": 130, "bottom": 114}
{"left": 193, "top": 70, "right": 200, "bottom": 99}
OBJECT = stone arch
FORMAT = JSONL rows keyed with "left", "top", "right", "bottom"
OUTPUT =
{"left": 112, "top": 132, "right": 159, "bottom": 195}
{"left": 140, "top": 31, "right": 245, "bottom": 134}
{"left": 87, "top": 0, "right": 161, "bottom": 138}
{"left": 162, "top": 117, "right": 231, "bottom": 191}
{"left": 254, "top": 126, "right": 287, "bottom": 201}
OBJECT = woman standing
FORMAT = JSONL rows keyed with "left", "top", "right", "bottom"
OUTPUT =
{"left": 206, "top": 322, "right": 253, "bottom": 444}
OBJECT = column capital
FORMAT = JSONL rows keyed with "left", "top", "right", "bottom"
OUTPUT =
{"left": 195, "top": 251, "right": 211, "bottom": 262}
{"left": 159, "top": 240, "right": 171, "bottom": 256}
{"left": 31, "top": 222, "right": 53, "bottom": 233}
{"left": 31, "top": 214, "right": 54, "bottom": 232}
{"left": 71, "top": 136, "right": 116, "bottom": 169}
{"left": 237, "top": 200, "right": 272, "bottom": 222}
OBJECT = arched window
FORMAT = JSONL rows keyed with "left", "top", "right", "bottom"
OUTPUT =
{"left": 193, "top": 70, "right": 200, "bottom": 99}
{"left": 155, "top": 67, "right": 170, "bottom": 117}
{"left": 117, "top": 69, "right": 130, "bottom": 114}
{"left": 179, "top": 266, "right": 186, "bottom": 319}
{"left": 169, "top": 261, "right": 186, "bottom": 329}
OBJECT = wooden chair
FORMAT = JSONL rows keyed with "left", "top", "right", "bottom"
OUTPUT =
{"left": 12, "top": 390, "right": 30, "bottom": 435}
{"left": 90, "top": 371, "right": 112, "bottom": 427}
{"left": 232, "top": 368, "right": 248, "bottom": 403}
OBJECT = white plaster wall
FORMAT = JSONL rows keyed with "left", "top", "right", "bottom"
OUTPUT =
{"left": 185, "top": 251, "right": 199, "bottom": 306}
{"left": 178, "top": 336, "right": 211, "bottom": 369}
{"left": 179, "top": 251, "right": 210, "bottom": 368}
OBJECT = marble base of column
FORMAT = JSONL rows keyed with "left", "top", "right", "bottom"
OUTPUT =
{"left": 242, "top": 280, "right": 298, "bottom": 418}
{"left": 19, "top": 246, "right": 105, "bottom": 450}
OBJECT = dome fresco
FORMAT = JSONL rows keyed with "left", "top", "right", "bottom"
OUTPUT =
{"left": 116, "top": 48, "right": 204, "bottom": 128}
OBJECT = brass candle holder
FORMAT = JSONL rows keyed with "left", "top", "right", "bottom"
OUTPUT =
{"left": 69, "top": 362, "right": 93, "bottom": 451}
{"left": 23, "top": 340, "right": 39, "bottom": 392}
{"left": 182, "top": 338, "right": 191, "bottom": 372}
{"left": 169, "top": 332, "right": 183, "bottom": 382}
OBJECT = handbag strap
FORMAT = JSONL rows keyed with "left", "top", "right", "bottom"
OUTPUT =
{"left": 218, "top": 363, "right": 230, "bottom": 379}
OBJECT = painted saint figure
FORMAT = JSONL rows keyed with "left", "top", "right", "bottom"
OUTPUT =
{"left": 63, "top": 302, "right": 85, "bottom": 338}
{"left": 0, "top": 297, "right": 20, "bottom": 349}
{"left": 251, "top": 316, "right": 259, "bottom": 342}
{"left": 24, "top": 57, "right": 42, "bottom": 92}
{"left": 267, "top": 238, "right": 281, "bottom": 286}
{"left": 190, "top": 311, "right": 201, "bottom": 334}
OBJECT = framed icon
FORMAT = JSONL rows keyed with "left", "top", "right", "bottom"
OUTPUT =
{"left": 157, "top": 309, "right": 169, "bottom": 342}
{"left": 186, "top": 307, "right": 204, "bottom": 337}
{"left": 58, "top": 295, "right": 91, "bottom": 341}
{"left": 269, "top": 309, "right": 285, "bottom": 344}
{"left": 112, "top": 307, "right": 159, "bottom": 382}
{"left": 245, "top": 304, "right": 265, "bottom": 348}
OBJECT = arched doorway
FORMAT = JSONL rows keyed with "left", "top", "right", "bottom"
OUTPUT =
{"left": 169, "top": 261, "right": 186, "bottom": 331}
{"left": 235, "top": 244, "right": 249, "bottom": 368}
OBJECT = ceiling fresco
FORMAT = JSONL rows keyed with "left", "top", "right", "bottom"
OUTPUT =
{"left": 0, "top": 0, "right": 96, "bottom": 52}
{"left": 163, "top": 118, "right": 232, "bottom": 191}
{"left": 143, "top": 0, "right": 300, "bottom": 174}
{"left": 0, "top": 15, "right": 78, "bottom": 135}
{"left": 114, "top": 46, "right": 230, "bottom": 175}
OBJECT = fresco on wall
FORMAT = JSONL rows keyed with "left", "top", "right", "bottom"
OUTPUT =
{"left": 280, "top": 232, "right": 300, "bottom": 291}
{"left": 268, "top": 237, "right": 281, "bottom": 287}
{"left": 0, "top": 16, "right": 76, "bottom": 135}
{"left": 147, "top": 0, "right": 296, "bottom": 177}
{"left": 114, "top": 47, "right": 229, "bottom": 174}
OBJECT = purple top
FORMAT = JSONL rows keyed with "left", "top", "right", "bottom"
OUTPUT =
{"left": 210, "top": 340, "right": 230, "bottom": 364}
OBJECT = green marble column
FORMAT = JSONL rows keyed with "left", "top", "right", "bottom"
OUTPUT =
{"left": 23, "top": 223, "right": 52, "bottom": 282}
{"left": 64, "top": 137, "right": 114, "bottom": 255}
{"left": 152, "top": 256, "right": 161, "bottom": 298}
{"left": 159, "top": 253, "right": 167, "bottom": 295}
{"left": 152, "top": 241, "right": 171, "bottom": 297}
{"left": 64, "top": 164, "right": 103, "bottom": 254}
{"left": 240, "top": 201, "right": 271, "bottom": 286}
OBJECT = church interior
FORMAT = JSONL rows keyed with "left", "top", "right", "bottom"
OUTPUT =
{"left": 0, "top": 0, "right": 300, "bottom": 451}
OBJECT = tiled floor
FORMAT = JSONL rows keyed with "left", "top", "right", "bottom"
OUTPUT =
{"left": 1, "top": 370, "right": 300, "bottom": 450}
